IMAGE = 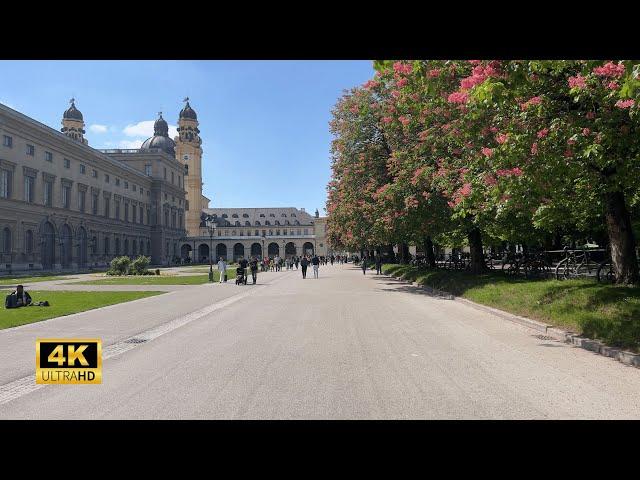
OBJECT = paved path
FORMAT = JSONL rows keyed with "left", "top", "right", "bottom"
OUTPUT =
{"left": 1, "top": 265, "right": 639, "bottom": 419}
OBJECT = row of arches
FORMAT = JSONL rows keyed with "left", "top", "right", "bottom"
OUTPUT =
{"left": 183, "top": 241, "right": 315, "bottom": 262}
{"left": 1, "top": 220, "right": 152, "bottom": 269}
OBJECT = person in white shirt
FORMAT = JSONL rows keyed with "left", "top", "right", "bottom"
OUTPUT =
{"left": 217, "top": 257, "right": 227, "bottom": 283}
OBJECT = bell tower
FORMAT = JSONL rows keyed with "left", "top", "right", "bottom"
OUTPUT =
{"left": 61, "top": 98, "right": 88, "bottom": 145}
{"left": 175, "top": 97, "right": 205, "bottom": 236}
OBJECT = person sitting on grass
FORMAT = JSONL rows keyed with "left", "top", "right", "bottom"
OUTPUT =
{"left": 5, "top": 284, "right": 32, "bottom": 308}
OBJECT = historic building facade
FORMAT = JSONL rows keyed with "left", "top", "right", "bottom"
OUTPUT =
{"left": 0, "top": 97, "right": 329, "bottom": 272}
{"left": 182, "top": 207, "right": 329, "bottom": 263}
{"left": 0, "top": 101, "right": 187, "bottom": 272}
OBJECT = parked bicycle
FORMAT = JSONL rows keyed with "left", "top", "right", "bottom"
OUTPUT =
{"left": 554, "top": 246, "right": 602, "bottom": 280}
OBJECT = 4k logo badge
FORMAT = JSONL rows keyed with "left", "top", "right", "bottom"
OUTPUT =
{"left": 36, "top": 339, "right": 102, "bottom": 384}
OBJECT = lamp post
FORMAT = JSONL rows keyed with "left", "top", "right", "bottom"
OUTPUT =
{"left": 205, "top": 216, "right": 217, "bottom": 282}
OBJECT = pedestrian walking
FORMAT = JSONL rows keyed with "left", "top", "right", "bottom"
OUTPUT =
{"left": 361, "top": 256, "right": 368, "bottom": 275}
{"left": 295, "top": 257, "right": 299, "bottom": 270}
{"left": 375, "top": 254, "right": 383, "bottom": 275}
{"left": 300, "top": 256, "right": 309, "bottom": 279}
{"left": 217, "top": 257, "right": 227, "bottom": 283}
{"left": 312, "top": 254, "right": 320, "bottom": 278}
{"left": 250, "top": 257, "right": 259, "bottom": 284}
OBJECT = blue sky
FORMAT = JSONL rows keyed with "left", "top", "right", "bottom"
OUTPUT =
{"left": 0, "top": 60, "right": 374, "bottom": 213}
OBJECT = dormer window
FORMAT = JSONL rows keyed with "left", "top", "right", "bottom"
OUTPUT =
{"left": 222, "top": 214, "right": 228, "bottom": 218}
{"left": 232, "top": 213, "right": 238, "bottom": 218}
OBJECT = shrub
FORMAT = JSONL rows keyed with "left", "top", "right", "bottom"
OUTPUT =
{"left": 107, "top": 256, "right": 131, "bottom": 276}
{"left": 130, "top": 255, "right": 151, "bottom": 275}
{"left": 155, "top": 269, "right": 161, "bottom": 276}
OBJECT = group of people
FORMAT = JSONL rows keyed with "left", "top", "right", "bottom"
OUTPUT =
{"left": 357, "top": 254, "right": 384, "bottom": 275}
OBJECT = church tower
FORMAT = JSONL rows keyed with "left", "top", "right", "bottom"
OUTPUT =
{"left": 61, "top": 98, "right": 88, "bottom": 145}
{"left": 175, "top": 98, "right": 207, "bottom": 236}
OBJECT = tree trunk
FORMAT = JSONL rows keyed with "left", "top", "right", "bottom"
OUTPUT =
{"left": 467, "top": 227, "right": 486, "bottom": 274}
{"left": 605, "top": 190, "right": 639, "bottom": 284}
{"left": 398, "top": 242, "right": 410, "bottom": 264}
{"left": 423, "top": 236, "right": 436, "bottom": 268}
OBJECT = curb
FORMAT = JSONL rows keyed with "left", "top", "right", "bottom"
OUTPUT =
{"left": 385, "top": 271, "right": 640, "bottom": 370}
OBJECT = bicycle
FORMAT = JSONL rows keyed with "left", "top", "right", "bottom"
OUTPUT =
{"left": 521, "top": 251, "right": 552, "bottom": 279}
{"left": 554, "top": 247, "right": 601, "bottom": 280}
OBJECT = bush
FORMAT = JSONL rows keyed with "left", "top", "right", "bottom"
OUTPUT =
{"left": 155, "top": 269, "right": 161, "bottom": 276}
{"left": 107, "top": 256, "right": 131, "bottom": 276}
{"left": 130, "top": 255, "right": 151, "bottom": 275}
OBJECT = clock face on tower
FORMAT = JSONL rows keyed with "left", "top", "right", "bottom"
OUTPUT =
{"left": 182, "top": 154, "right": 190, "bottom": 162}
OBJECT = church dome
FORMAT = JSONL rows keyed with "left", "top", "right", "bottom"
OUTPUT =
{"left": 141, "top": 113, "right": 175, "bottom": 155}
{"left": 179, "top": 100, "right": 197, "bottom": 120}
{"left": 63, "top": 100, "right": 83, "bottom": 121}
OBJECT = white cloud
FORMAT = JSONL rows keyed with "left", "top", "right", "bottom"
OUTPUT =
{"left": 89, "top": 124, "right": 108, "bottom": 133}
{"left": 123, "top": 120, "right": 177, "bottom": 139}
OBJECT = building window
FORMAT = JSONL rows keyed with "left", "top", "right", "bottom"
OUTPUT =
{"left": 26, "top": 144, "right": 35, "bottom": 156}
{"left": 62, "top": 185, "right": 70, "bottom": 208}
{"left": 92, "top": 194, "right": 99, "bottom": 215}
{"left": 125, "top": 203, "right": 129, "bottom": 222}
{"left": 139, "top": 188, "right": 143, "bottom": 196}
{"left": 80, "top": 164, "right": 86, "bottom": 174}
{"left": 0, "top": 169, "right": 11, "bottom": 198}
{"left": 164, "top": 167, "right": 167, "bottom": 180}
{"left": 3, "top": 135, "right": 12, "bottom": 148}
{"left": 43, "top": 180, "right": 53, "bottom": 207}
{"left": 283, "top": 230, "right": 287, "bottom": 235}
{"left": 171, "top": 172, "right": 174, "bottom": 184}
{"left": 262, "top": 230, "right": 266, "bottom": 236}
{"left": 276, "top": 229, "right": 280, "bottom": 235}
{"left": 64, "top": 158, "right": 70, "bottom": 169}
{"left": 45, "top": 151, "right": 53, "bottom": 162}
{"left": 164, "top": 210, "right": 169, "bottom": 226}
{"left": 104, "top": 236, "right": 110, "bottom": 255}
{"left": 115, "top": 178, "right": 120, "bottom": 186}
{"left": 304, "top": 228, "right": 309, "bottom": 235}
{"left": 1, "top": 227, "right": 11, "bottom": 253}
{"left": 297, "top": 229, "right": 301, "bottom": 235}
{"left": 25, "top": 230, "right": 33, "bottom": 253}
{"left": 171, "top": 212, "right": 176, "bottom": 228}
{"left": 92, "top": 169, "right": 98, "bottom": 178}
{"left": 140, "top": 206, "right": 144, "bottom": 224}
{"left": 178, "top": 213, "right": 182, "bottom": 227}
{"left": 115, "top": 201, "right": 120, "bottom": 220}
{"left": 78, "top": 190, "right": 86, "bottom": 212}
{"left": 133, "top": 184, "right": 137, "bottom": 192}
{"left": 124, "top": 181, "right": 128, "bottom": 189}
{"left": 132, "top": 206, "right": 137, "bottom": 223}
{"left": 105, "top": 174, "right": 110, "bottom": 183}
{"left": 104, "top": 199, "right": 110, "bottom": 218}
{"left": 145, "top": 164, "right": 152, "bottom": 176}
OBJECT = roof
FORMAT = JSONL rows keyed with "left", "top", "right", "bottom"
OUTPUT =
{"left": 202, "top": 207, "right": 315, "bottom": 226}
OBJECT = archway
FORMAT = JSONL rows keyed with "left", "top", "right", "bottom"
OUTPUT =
{"left": 77, "top": 227, "right": 87, "bottom": 268}
{"left": 285, "top": 242, "right": 296, "bottom": 258}
{"left": 61, "top": 224, "right": 72, "bottom": 268}
{"left": 198, "top": 243, "right": 209, "bottom": 263}
{"left": 268, "top": 242, "right": 279, "bottom": 257}
{"left": 41, "top": 221, "right": 56, "bottom": 269}
{"left": 181, "top": 244, "right": 192, "bottom": 261}
{"left": 233, "top": 243, "right": 245, "bottom": 261}
{"left": 215, "top": 243, "right": 227, "bottom": 261}
{"left": 303, "top": 242, "right": 314, "bottom": 256}
{"left": 250, "top": 242, "right": 262, "bottom": 259}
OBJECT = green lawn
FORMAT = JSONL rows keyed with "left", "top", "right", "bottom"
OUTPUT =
{"left": 382, "top": 264, "right": 640, "bottom": 352}
{"left": 72, "top": 270, "right": 238, "bottom": 285}
{"left": 1, "top": 290, "right": 164, "bottom": 329}
{"left": 0, "top": 275, "right": 74, "bottom": 286}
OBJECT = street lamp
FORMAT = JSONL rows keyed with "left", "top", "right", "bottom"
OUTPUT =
{"left": 205, "top": 215, "right": 217, "bottom": 282}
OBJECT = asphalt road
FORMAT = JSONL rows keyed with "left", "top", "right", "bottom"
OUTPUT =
{"left": 2, "top": 265, "right": 640, "bottom": 419}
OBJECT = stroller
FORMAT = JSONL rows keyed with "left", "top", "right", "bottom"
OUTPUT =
{"left": 235, "top": 266, "right": 247, "bottom": 285}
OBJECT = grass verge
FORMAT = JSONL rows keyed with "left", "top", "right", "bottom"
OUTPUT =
{"left": 72, "top": 270, "right": 238, "bottom": 285}
{"left": 382, "top": 264, "right": 640, "bottom": 352}
{"left": 1, "top": 290, "right": 164, "bottom": 329}
{"left": 0, "top": 275, "right": 74, "bottom": 286}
